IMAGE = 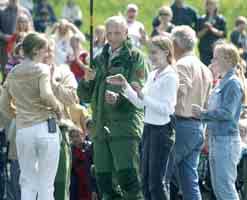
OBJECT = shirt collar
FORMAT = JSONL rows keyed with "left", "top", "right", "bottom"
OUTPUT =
{"left": 218, "top": 68, "right": 236, "bottom": 89}
{"left": 153, "top": 65, "right": 175, "bottom": 80}
{"left": 179, "top": 51, "right": 194, "bottom": 59}
{"left": 108, "top": 46, "right": 122, "bottom": 60}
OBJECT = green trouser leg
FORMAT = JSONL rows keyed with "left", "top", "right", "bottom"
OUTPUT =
{"left": 116, "top": 168, "right": 144, "bottom": 200}
{"left": 94, "top": 139, "right": 144, "bottom": 200}
{"left": 96, "top": 172, "right": 123, "bottom": 200}
{"left": 54, "top": 130, "right": 71, "bottom": 200}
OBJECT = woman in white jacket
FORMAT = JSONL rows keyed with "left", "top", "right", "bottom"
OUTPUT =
{"left": 107, "top": 35, "right": 179, "bottom": 200}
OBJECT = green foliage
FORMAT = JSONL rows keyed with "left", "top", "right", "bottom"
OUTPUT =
{"left": 51, "top": 0, "right": 247, "bottom": 37}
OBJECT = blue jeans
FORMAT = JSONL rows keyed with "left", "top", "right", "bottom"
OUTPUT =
{"left": 208, "top": 135, "right": 241, "bottom": 200}
{"left": 141, "top": 123, "right": 174, "bottom": 200}
{"left": 168, "top": 118, "right": 203, "bottom": 200}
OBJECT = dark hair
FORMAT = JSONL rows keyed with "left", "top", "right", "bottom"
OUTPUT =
{"left": 22, "top": 32, "right": 48, "bottom": 59}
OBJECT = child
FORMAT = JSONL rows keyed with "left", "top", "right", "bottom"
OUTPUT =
{"left": 5, "top": 43, "right": 24, "bottom": 74}
{"left": 69, "top": 127, "right": 98, "bottom": 200}
{"left": 93, "top": 25, "right": 106, "bottom": 58}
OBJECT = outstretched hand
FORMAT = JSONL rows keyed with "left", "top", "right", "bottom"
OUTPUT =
{"left": 106, "top": 74, "right": 127, "bottom": 89}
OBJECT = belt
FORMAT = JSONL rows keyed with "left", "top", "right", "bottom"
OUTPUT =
{"left": 175, "top": 115, "right": 200, "bottom": 121}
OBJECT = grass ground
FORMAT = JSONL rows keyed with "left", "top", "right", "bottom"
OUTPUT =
{"left": 51, "top": 0, "right": 247, "bottom": 36}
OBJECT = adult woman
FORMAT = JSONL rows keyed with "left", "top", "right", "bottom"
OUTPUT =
{"left": 0, "top": 32, "right": 61, "bottom": 200}
{"left": 197, "top": 0, "right": 227, "bottom": 66}
{"left": 50, "top": 19, "right": 85, "bottom": 65}
{"left": 192, "top": 43, "right": 247, "bottom": 200}
{"left": 151, "top": 6, "right": 174, "bottom": 37}
{"left": 107, "top": 36, "right": 178, "bottom": 200}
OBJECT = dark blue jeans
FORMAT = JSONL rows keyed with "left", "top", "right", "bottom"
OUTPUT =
{"left": 141, "top": 123, "right": 175, "bottom": 200}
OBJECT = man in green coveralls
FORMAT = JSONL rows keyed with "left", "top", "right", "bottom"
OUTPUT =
{"left": 78, "top": 16, "right": 148, "bottom": 200}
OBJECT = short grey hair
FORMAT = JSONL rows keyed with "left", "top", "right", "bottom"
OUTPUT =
{"left": 105, "top": 16, "right": 128, "bottom": 30}
{"left": 171, "top": 25, "right": 197, "bottom": 51}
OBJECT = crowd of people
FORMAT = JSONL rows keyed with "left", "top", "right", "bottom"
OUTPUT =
{"left": 0, "top": 0, "right": 247, "bottom": 200}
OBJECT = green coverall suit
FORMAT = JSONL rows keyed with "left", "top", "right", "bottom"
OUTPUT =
{"left": 78, "top": 39, "right": 148, "bottom": 200}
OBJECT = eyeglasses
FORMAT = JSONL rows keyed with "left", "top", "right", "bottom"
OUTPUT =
{"left": 159, "top": 12, "right": 170, "bottom": 16}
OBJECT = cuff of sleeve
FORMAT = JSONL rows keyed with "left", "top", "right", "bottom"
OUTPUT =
{"left": 200, "top": 111, "right": 208, "bottom": 120}
{"left": 142, "top": 95, "right": 153, "bottom": 107}
{"left": 122, "top": 83, "right": 137, "bottom": 99}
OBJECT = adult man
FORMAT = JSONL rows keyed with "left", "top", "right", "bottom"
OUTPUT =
{"left": 78, "top": 16, "right": 148, "bottom": 200}
{"left": 169, "top": 26, "right": 212, "bottom": 200}
{"left": 126, "top": 4, "right": 147, "bottom": 48}
{"left": 0, "top": 0, "right": 32, "bottom": 82}
{"left": 153, "top": 0, "right": 198, "bottom": 31}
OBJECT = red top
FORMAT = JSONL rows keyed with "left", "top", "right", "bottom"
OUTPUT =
{"left": 69, "top": 51, "right": 89, "bottom": 81}
{"left": 5, "top": 34, "right": 18, "bottom": 55}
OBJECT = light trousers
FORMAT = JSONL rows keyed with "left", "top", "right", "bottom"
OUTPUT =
{"left": 16, "top": 121, "right": 60, "bottom": 200}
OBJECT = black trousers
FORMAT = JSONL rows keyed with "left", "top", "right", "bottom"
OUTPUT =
{"left": 141, "top": 123, "right": 175, "bottom": 200}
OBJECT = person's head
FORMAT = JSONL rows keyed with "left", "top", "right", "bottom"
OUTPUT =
{"left": 40, "top": 8, "right": 50, "bottom": 21}
{"left": 67, "top": 0, "right": 75, "bottom": 6}
{"left": 205, "top": 0, "right": 218, "bottom": 15}
{"left": 149, "top": 35, "right": 174, "bottom": 68}
{"left": 171, "top": 25, "right": 197, "bottom": 59}
{"left": 43, "top": 39, "right": 55, "bottom": 65}
{"left": 235, "top": 16, "right": 247, "bottom": 32}
{"left": 8, "top": 0, "right": 18, "bottom": 7}
{"left": 40, "top": 0, "right": 47, "bottom": 4}
{"left": 22, "top": 32, "right": 48, "bottom": 62}
{"left": 16, "top": 15, "right": 33, "bottom": 33}
{"left": 57, "top": 19, "right": 71, "bottom": 37}
{"left": 212, "top": 43, "right": 241, "bottom": 75}
{"left": 126, "top": 4, "right": 138, "bottom": 23}
{"left": 105, "top": 16, "right": 128, "bottom": 51}
{"left": 158, "top": 6, "right": 173, "bottom": 24}
{"left": 174, "top": 0, "right": 185, "bottom": 6}
{"left": 94, "top": 25, "right": 106, "bottom": 45}
{"left": 69, "top": 127, "right": 84, "bottom": 147}
{"left": 70, "top": 34, "right": 83, "bottom": 51}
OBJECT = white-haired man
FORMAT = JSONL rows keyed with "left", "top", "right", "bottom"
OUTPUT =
{"left": 78, "top": 16, "right": 148, "bottom": 200}
{"left": 168, "top": 25, "right": 212, "bottom": 200}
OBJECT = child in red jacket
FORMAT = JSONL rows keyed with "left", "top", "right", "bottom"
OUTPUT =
{"left": 69, "top": 128, "right": 98, "bottom": 200}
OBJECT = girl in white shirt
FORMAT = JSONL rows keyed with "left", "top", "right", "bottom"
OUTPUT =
{"left": 107, "top": 36, "right": 178, "bottom": 200}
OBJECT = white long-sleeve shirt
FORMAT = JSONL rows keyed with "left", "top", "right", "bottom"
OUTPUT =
{"left": 123, "top": 65, "right": 179, "bottom": 125}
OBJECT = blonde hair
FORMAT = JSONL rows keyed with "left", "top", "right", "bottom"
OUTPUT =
{"left": 150, "top": 35, "right": 175, "bottom": 65}
{"left": 105, "top": 16, "right": 128, "bottom": 30}
{"left": 158, "top": 6, "right": 173, "bottom": 18}
{"left": 215, "top": 43, "right": 247, "bottom": 104}
{"left": 235, "top": 16, "right": 247, "bottom": 27}
{"left": 16, "top": 15, "right": 33, "bottom": 33}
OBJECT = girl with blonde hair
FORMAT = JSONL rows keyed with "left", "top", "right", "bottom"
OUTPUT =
{"left": 192, "top": 43, "right": 246, "bottom": 200}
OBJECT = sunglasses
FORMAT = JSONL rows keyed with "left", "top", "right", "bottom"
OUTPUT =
{"left": 159, "top": 12, "right": 170, "bottom": 16}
